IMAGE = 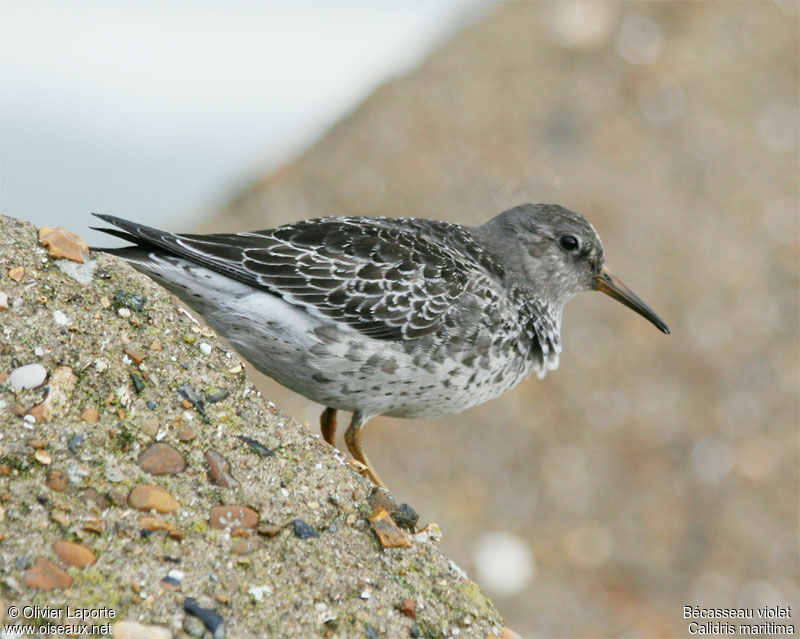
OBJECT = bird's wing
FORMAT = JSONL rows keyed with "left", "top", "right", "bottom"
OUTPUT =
{"left": 93, "top": 214, "right": 478, "bottom": 341}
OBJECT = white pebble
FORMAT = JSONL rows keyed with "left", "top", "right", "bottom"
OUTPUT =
{"left": 34, "top": 347, "right": 44, "bottom": 357}
{"left": 7, "top": 363, "right": 48, "bottom": 390}
{"left": 118, "top": 307, "right": 131, "bottom": 318}
{"left": 199, "top": 342, "right": 212, "bottom": 355}
{"left": 23, "top": 414, "right": 36, "bottom": 424}
{"left": 53, "top": 310, "right": 69, "bottom": 325}
{"left": 249, "top": 585, "right": 272, "bottom": 602}
{"left": 359, "top": 589, "right": 371, "bottom": 600}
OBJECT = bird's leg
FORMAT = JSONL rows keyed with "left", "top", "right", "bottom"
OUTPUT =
{"left": 344, "top": 411, "right": 386, "bottom": 488}
{"left": 320, "top": 407, "right": 337, "bottom": 446}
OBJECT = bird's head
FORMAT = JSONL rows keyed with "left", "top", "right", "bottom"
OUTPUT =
{"left": 478, "top": 203, "right": 669, "bottom": 334}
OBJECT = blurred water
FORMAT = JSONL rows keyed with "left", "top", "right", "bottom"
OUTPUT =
{"left": 0, "top": 0, "right": 483, "bottom": 244}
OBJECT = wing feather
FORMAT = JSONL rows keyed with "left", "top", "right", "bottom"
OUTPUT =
{"left": 94, "top": 214, "right": 480, "bottom": 341}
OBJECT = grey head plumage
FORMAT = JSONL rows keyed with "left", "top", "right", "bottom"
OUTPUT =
{"left": 473, "top": 203, "right": 605, "bottom": 309}
{"left": 473, "top": 203, "right": 669, "bottom": 333}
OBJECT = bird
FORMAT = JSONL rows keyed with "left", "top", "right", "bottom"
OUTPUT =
{"left": 92, "top": 204, "right": 669, "bottom": 488}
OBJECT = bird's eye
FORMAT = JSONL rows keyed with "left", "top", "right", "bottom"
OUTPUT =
{"left": 559, "top": 235, "right": 580, "bottom": 252}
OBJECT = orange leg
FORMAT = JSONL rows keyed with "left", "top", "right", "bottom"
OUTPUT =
{"left": 344, "top": 411, "right": 386, "bottom": 488}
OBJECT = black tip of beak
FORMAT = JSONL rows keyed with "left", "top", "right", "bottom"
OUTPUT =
{"left": 594, "top": 267, "right": 670, "bottom": 334}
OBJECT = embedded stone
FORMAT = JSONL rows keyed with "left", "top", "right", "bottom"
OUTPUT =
{"left": 53, "top": 540, "right": 96, "bottom": 568}
{"left": 137, "top": 443, "right": 186, "bottom": 475}
{"left": 176, "top": 428, "right": 197, "bottom": 442}
{"left": 128, "top": 485, "right": 180, "bottom": 513}
{"left": 80, "top": 408, "right": 100, "bottom": 423}
{"left": 205, "top": 449, "right": 237, "bottom": 488}
{"left": 24, "top": 557, "right": 72, "bottom": 590}
{"left": 292, "top": 519, "right": 319, "bottom": 540}
{"left": 38, "top": 226, "right": 90, "bottom": 263}
{"left": 7, "top": 363, "right": 47, "bottom": 390}
{"left": 46, "top": 470, "right": 68, "bottom": 491}
{"left": 368, "top": 506, "right": 412, "bottom": 549}
{"left": 208, "top": 505, "right": 258, "bottom": 531}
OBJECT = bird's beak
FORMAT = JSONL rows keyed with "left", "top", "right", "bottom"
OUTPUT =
{"left": 593, "top": 266, "right": 670, "bottom": 334}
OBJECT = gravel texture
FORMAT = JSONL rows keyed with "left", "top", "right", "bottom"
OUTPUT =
{"left": 0, "top": 214, "right": 504, "bottom": 638}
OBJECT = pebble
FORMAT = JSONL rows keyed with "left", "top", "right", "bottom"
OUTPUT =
{"left": 184, "top": 597, "right": 225, "bottom": 639}
{"left": 68, "top": 433, "right": 84, "bottom": 454}
{"left": 205, "top": 450, "right": 237, "bottom": 488}
{"left": 113, "top": 289, "right": 147, "bottom": 312}
{"left": 238, "top": 435, "right": 274, "bottom": 457}
{"left": 38, "top": 226, "right": 90, "bottom": 262}
{"left": 400, "top": 598, "right": 416, "bottom": 618}
{"left": 50, "top": 510, "right": 69, "bottom": 527}
{"left": 28, "top": 365, "right": 77, "bottom": 422}
{"left": 33, "top": 449, "right": 52, "bottom": 465}
{"left": 46, "top": 470, "right": 68, "bottom": 491}
{"left": 24, "top": 557, "right": 72, "bottom": 590}
{"left": 208, "top": 505, "right": 259, "bottom": 531}
{"left": 230, "top": 538, "right": 259, "bottom": 555}
{"left": 199, "top": 342, "right": 212, "bottom": 355}
{"left": 7, "top": 363, "right": 47, "bottom": 390}
{"left": 368, "top": 506, "right": 412, "bottom": 549}
{"left": 176, "top": 428, "right": 197, "bottom": 442}
{"left": 257, "top": 523, "right": 280, "bottom": 537}
{"left": 412, "top": 523, "right": 442, "bottom": 545}
{"left": 177, "top": 384, "right": 205, "bottom": 416}
{"left": 53, "top": 540, "right": 96, "bottom": 567}
{"left": 365, "top": 623, "right": 378, "bottom": 639}
{"left": 129, "top": 372, "right": 145, "bottom": 394}
{"left": 139, "top": 515, "right": 178, "bottom": 535}
{"left": 248, "top": 585, "right": 272, "bottom": 601}
{"left": 53, "top": 310, "right": 69, "bottom": 325}
{"left": 118, "top": 308, "right": 131, "bottom": 318}
{"left": 146, "top": 401, "right": 157, "bottom": 410}
{"left": 128, "top": 485, "right": 180, "bottom": 513}
{"left": 367, "top": 487, "right": 396, "bottom": 514}
{"left": 292, "top": 519, "right": 319, "bottom": 540}
{"left": 80, "top": 407, "right": 100, "bottom": 422}
{"left": 112, "top": 620, "right": 173, "bottom": 639}
{"left": 139, "top": 416, "right": 159, "bottom": 437}
{"left": 393, "top": 503, "right": 420, "bottom": 531}
{"left": 124, "top": 347, "right": 147, "bottom": 364}
{"left": 0, "top": 291, "right": 7, "bottom": 311}
{"left": 9, "top": 266, "right": 24, "bottom": 282}
{"left": 137, "top": 443, "right": 186, "bottom": 475}
{"left": 206, "top": 389, "right": 229, "bottom": 404}
{"left": 160, "top": 576, "right": 182, "bottom": 591}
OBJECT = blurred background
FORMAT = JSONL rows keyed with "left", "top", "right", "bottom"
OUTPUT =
{"left": 2, "top": 2, "right": 798, "bottom": 637}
